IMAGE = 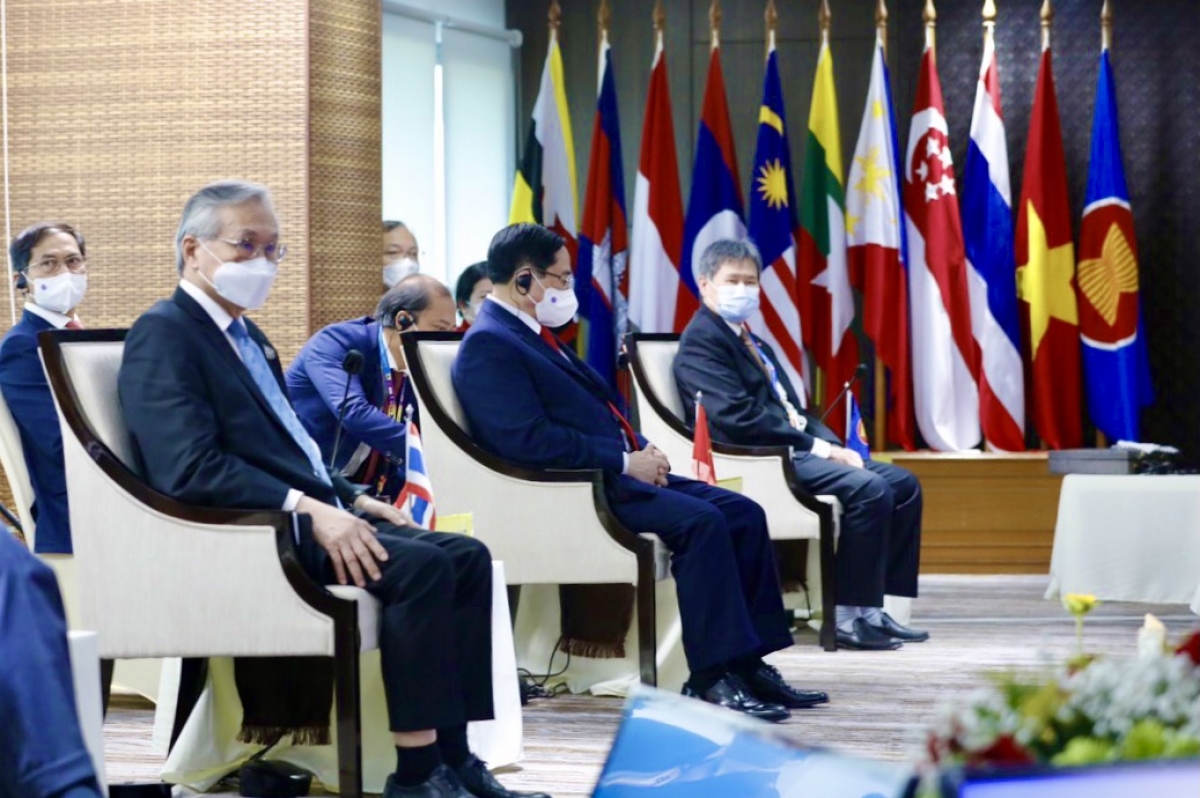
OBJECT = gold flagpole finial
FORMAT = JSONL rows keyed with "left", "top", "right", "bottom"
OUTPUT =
{"left": 1101, "top": 0, "right": 1113, "bottom": 50}
{"left": 983, "top": 0, "right": 996, "bottom": 44}
{"left": 598, "top": 0, "right": 611, "bottom": 37}
{"left": 653, "top": 0, "right": 666, "bottom": 34}
{"left": 923, "top": 0, "right": 937, "bottom": 54}
{"left": 765, "top": 0, "right": 778, "bottom": 54}
{"left": 876, "top": 0, "right": 889, "bottom": 59}
{"left": 819, "top": 0, "right": 832, "bottom": 43}
{"left": 549, "top": 0, "right": 562, "bottom": 34}
{"left": 1040, "top": 0, "right": 1053, "bottom": 51}
{"left": 709, "top": 0, "right": 722, "bottom": 49}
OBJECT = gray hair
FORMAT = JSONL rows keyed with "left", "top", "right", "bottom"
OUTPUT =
{"left": 175, "top": 180, "right": 276, "bottom": 273}
{"left": 697, "top": 238, "right": 763, "bottom": 281}
{"left": 374, "top": 274, "right": 451, "bottom": 328}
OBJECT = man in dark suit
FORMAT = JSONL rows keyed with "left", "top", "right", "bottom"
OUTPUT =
{"left": 118, "top": 181, "right": 544, "bottom": 798}
{"left": 453, "top": 223, "right": 829, "bottom": 722}
{"left": 674, "top": 239, "right": 927, "bottom": 651}
{"left": 0, "top": 222, "right": 89, "bottom": 554}
{"left": 287, "top": 275, "right": 456, "bottom": 503}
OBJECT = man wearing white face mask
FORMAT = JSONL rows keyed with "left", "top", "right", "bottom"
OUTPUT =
{"left": 0, "top": 222, "right": 90, "bottom": 554}
{"left": 383, "top": 220, "right": 421, "bottom": 290}
{"left": 675, "top": 239, "right": 927, "bottom": 652}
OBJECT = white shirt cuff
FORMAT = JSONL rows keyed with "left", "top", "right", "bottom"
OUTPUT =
{"left": 810, "top": 439, "right": 833, "bottom": 459}
{"left": 283, "top": 489, "right": 304, "bottom": 512}
{"left": 622, "top": 452, "right": 630, "bottom": 475}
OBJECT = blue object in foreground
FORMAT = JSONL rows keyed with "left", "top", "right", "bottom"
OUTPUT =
{"left": 592, "top": 687, "right": 912, "bottom": 798}
{"left": 949, "top": 759, "right": 1200, "bottom": 798}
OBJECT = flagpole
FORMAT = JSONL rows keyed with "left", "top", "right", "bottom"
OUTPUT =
{"left": 764, "top": 0, "right": 777, "bottom": 57}
{"left": 653, "top": 0, "right": 665, "bottom": 48}
{"left": 1095, "top": 0, "right": 1111, "bottom": 450}
{"left": 872, "top": 0, "right": 889, "bottom": 451}
{"left": 709, "top": 0, "right": 721, "bottom": 51}
{"left": 598, "top": 0, "right": 610, "bottom": 51}
{"left": 983, "top": 0, "right": 996, "bottom": 46}
{"left": 810, "top": 0, "right": 833, "bottom": 413}
{"left": 1040, "top": 0, "right": 1052, "bottom": 52}
{"left": 924, "top": 0, "right": 937, "bottom": 58}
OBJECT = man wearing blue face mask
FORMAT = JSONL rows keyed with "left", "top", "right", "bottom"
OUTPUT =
{"left": 0, "top": 222, "right": 89, "bottom": 554}
{"left": 675, "top": 239, "right": 927, "bottom": 652}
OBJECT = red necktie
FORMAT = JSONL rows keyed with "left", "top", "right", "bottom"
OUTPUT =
{"left": 539, "top": 325, "right": 640, "bottom": 452}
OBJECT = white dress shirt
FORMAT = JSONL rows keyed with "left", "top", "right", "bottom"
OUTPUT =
{"left": 24, "top": 301, "right": 81, "bottom": 329}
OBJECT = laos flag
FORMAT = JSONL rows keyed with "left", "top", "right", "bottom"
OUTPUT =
{"left": 1078, "top": 46, "right": 1153, "bottom": 441}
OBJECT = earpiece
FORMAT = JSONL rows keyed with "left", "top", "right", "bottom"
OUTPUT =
{"left": 395, "top": 311, "right": 415, "bottom": 331}
{"left": 14, "top": 274, "right": 26, "bottom": 291}
{"left": 515, "top": 271, "right": 533, "bottom": 293}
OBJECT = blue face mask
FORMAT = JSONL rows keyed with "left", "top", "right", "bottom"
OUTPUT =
{"left": 715, "top": 283, "right": 761, "bottom": 323}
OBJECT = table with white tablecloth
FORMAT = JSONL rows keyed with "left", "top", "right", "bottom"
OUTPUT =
{"left": 1046, "top": 474, "right": 1200, "bottom": 614}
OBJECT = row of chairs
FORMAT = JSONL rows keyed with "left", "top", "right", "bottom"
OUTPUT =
{"left": 0, "top": 329, "right": 840, "bottom": 798}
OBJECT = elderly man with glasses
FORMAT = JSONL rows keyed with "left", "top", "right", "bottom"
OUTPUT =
{"left": 0, "top": 222, "right": 90, "bottom": 554}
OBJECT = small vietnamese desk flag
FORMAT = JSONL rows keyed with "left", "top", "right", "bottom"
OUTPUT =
{"left": 691, "top": 392, "right": 717, "bottom": 486}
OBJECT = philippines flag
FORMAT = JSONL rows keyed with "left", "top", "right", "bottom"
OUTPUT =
{"left": 903, "top": 45, "right": 982, "bottom": 452}
{"left": 747, "top": 44, "right": 807, "bottom": 404}
{"left": 682, "top": 44, "right": 744, "bottom": 315}
{"left": 1078, "top": 44, "right": 1153, "bottom": 441}
{"left": 395, "top": 409, "right": 436, "bottom": 529}
{"left": 577, "top": 34, "right": 628, "bottom": 389}
{"left": 962, "top": 32, "right": 1024, "bottom": 451}
{"left": 628, "top": 31, "right": 686, "bottom": 334}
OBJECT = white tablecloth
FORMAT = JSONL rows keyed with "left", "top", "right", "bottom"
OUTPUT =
{"left": 1046, "top": 475, "right": 1200, "bottom": 614}
{"left": 154, "top": 562, "right": 522, "bottom": 793}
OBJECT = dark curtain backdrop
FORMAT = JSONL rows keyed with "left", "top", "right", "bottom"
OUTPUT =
{"left": 507, "top": 0, "right": 1200, "bottom": 463}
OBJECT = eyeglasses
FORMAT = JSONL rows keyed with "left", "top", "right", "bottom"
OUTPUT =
{"left": 27, "top": 255, "right": 87, "bottom": 275}
{"left": 538, "top": 269, "right": 575, "bottom": 290}
{"left": 212, "top": 237, "right": 288, "bottom": 263}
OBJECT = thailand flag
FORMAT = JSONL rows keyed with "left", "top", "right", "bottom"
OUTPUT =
{"left": 394, "top": 409, "right": 436, "bottom": 530}
{"left": 903, "top": 46, "right": 981, "bottom": 452}
{"left": 681, "top": 45, "right": 745, "bottom": 313}
{"left": 628, "top": 33, "right": 686, "bottom": 334}
{"left": 1079, "top": 46, "right": 1153, "bottom": 441}
{"left": 577, "top": 35, "right": 628, "bottom": 389}
{"left": 963, "top": 34, "right": 1024, "bottom": 451}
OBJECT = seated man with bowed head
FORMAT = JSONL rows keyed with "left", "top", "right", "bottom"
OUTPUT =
{"left": 674, "top": 239, "right": 927, "bottom": 652}
{"left": 454, "top": 262, "right": 492, "bottom": 332}
{"left": 0, "top": 222, "right": 90, "bottom": 554}
{"left": 453, "top": 223, "right": 829, "bottom": 721}
{"left": 118, "top": 181, "right": 545, "bottom": 798}
{"left": 287, "top": 275, "right": 457, "bottom": 503}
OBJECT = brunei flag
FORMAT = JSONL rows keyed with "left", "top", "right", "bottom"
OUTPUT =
{"left": 798, "top": 37, "right": 857, "bottom": 435}
{"left": 510, "top": 29, "right": 578, "bottom": 267}
{"left": 1016, "top": 44, "right": 1082, "bottom": 450}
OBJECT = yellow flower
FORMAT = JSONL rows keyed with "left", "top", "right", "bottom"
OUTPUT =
{"left": 1063, "top": 593, "right": 1099, "bottom": 617}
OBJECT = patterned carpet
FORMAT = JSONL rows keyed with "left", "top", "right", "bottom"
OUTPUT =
{"left": 102, "top": 574, "right": 1198, "bottom": 796}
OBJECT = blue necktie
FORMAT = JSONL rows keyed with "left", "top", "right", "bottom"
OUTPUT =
{"left": 228, "top": 319, "right": 331, "bottom": 487}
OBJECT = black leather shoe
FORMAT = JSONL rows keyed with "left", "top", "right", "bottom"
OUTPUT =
{"left": 383, "top": 765, "right": 474, "bottom": 798}
{"left": 743, "top": 662, "right": 829, "bottom": 708}
{"left": 836, "top": 618, "right": 903, "bottom": 651}
{"left": 871, "top": 612, "right": 930, "bottom": 642}
{"left": 682, "top": 674, "right": 791, "bottom": 722}
{"left": 455, "top": 755, "right": 552, "bottom": 798}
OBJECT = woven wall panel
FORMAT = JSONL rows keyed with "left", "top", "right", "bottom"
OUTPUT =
{"left": 309, "top": 0, "right": 383, "bottom": 333}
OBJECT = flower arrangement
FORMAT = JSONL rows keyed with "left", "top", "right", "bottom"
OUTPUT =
{"left": 918, "top": 607, "right": 1200, "bottom": 788}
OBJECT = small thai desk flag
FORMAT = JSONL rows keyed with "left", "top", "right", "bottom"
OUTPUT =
{"left": 691, "top": 392, "right": 716, "bottom": 486}
{"left": 846, "top": 389, "right": 871, "bottom": 462}
{"left": 394, "top": 406, "right": 437, "bottom": 529}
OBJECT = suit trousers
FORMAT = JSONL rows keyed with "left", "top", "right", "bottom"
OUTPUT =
{"left": 608, "top": 476, "right": 794, "bottom": 673}
{"left": 791, "top": 455, "right": 922, "bottom": 607}
{"left": 313, "top": 523, "right": 494, "bottom": 733}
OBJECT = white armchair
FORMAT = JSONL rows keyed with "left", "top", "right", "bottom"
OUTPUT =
{"left": 402, "top": 333, "right": 670, "bottom": 685}
{"left": 39, "top": 329, "right": 375, "bottom": 798}
{"left": 627, "top": 334, "right": 840, "bottom": 651}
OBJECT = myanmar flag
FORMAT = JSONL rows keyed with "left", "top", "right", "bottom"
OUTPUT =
{"left": 798, "top": 38, "right": 857, "bottom": 438}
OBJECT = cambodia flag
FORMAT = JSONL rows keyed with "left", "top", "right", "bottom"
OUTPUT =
{"left": 904, "top": 47, "right": 981, "bottom": 452}
{"left": 682, "top": 46, "right": 744, "bottom": 313}
{"left": 1079, "top": 46, "right": 1153, "bottom": 441}
{"left": 577, "top": 36, "right": 628, "bottom": 389}
{"left": 963, "top": 33, "right": 1025, "bottom": 451}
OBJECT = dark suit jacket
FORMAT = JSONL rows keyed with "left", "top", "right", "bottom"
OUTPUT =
{"left": 452, "top": 299, "right": 653, "bottom": 501}
{"left": 285, "top": 317, "right": 411, "bottom": 492}
{"left": 674, "top": 305, "right": 841, "bottom": 452}
{"left": 119, "top": 287, "right": 358, "bottom": 525}
{"left": 0, "top": 310, "right": 71, "bottom": 553}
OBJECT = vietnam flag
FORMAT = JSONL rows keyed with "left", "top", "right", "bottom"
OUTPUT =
{"left": 1016, "top": 46, "right": 1082, "bottom": 450}
{"left": 691, "top": 394, "right": 716, "bottom": 486}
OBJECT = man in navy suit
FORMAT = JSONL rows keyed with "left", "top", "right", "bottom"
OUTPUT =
{"left": 453, "top": 223, "right": 829, "bottom": 722}
{"left": 287, "top": 275, "right": 456, "bottom": 503}
{"left": 0, "top": 222, "right": 89, "bottom": 553}
{"left": 119, "top": 181, "right": 543, "bottom": 798}
{"left": 673, "top": 239, "right": 927, "bottom": 652}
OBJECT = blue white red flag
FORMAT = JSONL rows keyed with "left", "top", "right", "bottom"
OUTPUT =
{"left": 577, "top": 35, "right": 628, "bottom": 389}
{"left": 963, "top": 32, "right": 1025, "bottom": 451}
{"left": 395, "top": 407, "right": 437, "bottom": 529}
{"left": 846, "top": 391, "right": 871, "bottom": 462}
{"left": 1078, "top": 46, "right": 1153, "bottom": 441}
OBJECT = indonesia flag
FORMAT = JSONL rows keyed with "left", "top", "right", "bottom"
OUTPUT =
{"left": 681, "top": 44, "right": 745, "bottom": 322}
{"left": 577, "top": 34, "right": 628, "bottom": 389}
{"left": 395, "top": 411, "right": 436, "bottom": 530}
{"left": 904, "top": 43, "right": 981, "bottom": 452}
{"left": 962, "top": 32, "right": 1024, "bottom": 451}
{"left": 628, "top": 29, "right": 686, "bottom": 334}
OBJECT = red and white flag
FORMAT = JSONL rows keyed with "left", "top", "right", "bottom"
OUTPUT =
{"left": 691, "top": 393, "right": 716, "bottom": 486}
{"left": 903, "top": 44, "right": 981, "bottom": 452}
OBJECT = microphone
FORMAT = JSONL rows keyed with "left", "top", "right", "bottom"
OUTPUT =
{"left": 817, "top": 363, "right": 869, "bottom": 425}
{"left": 328, "top": 349, "right": 365, "bottom": 471}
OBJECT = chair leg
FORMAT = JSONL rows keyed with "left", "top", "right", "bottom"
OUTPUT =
{"left": 100, "top": 659, "right": 114, "bottom": 719}
{"left": 635, "top": 560, "right": 657, "bottom": 687}
{"left": 168, "top": 658, "right": 209, "bottom": 753}
{"left": 334, "top": 634, "right": 363, "bottom": 797}
{"left": 506, "top": 584, "right": 522, "bottom": 628}
{"left": 818, "top": 512, "right": 838, "bottom": 652}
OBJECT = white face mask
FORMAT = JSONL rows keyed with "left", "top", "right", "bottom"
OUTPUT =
{"left": 715, "top": 283, "right": 761, "bottom": 323}
{"left": 383, "top": 257, "right": 419, "bottom": 288}
{"left": 200, "top": 242, "right": 278, "bottom": 310}
{"left": 532, "top": 274, "right": 578, "bottom": 329}
{"left": 32, "top": 272, "right": 87, "bottom": 314}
